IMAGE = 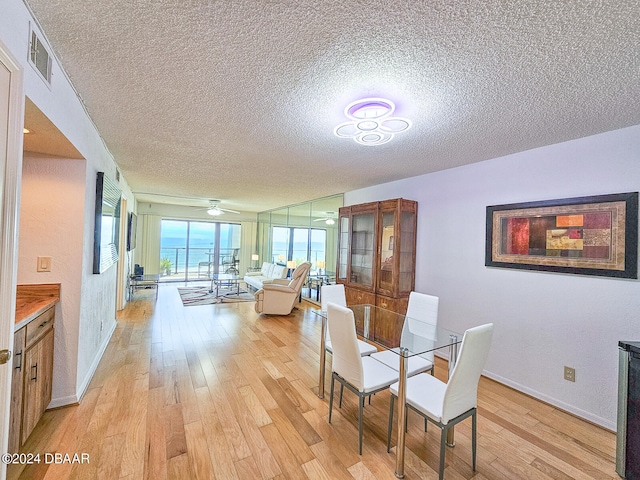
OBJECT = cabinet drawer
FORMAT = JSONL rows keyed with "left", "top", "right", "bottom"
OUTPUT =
{"left": 25, "top": 306, "right": 54, "bottom": 348}
{"left": 345, "top": 287, "right": 376, "bottom": 306}
{"left": 375, "top": 295, "right": 408, "bottom": 315}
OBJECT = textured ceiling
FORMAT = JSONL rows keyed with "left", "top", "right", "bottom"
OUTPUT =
{"left": 24, "top": 0, "right": 640, "bottom": 213}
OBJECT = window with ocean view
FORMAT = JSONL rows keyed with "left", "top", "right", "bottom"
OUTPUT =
{"left": 271, "top": 226, "right": 327, "bottom": 268}
{"left": 160, "top": 219, "right": 241, "bottom": 282}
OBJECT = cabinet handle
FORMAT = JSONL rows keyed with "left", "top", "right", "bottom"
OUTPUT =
{"left": 14, "top": 350, "right": 22, "bottom": 371}
{"left": 39, "top": 320, "right": 48, "bottom": 328}
{"left": 31, "top": 363, "right": 38, "bottom": 381}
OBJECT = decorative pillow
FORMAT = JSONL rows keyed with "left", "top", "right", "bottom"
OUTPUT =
{"left": 261, "top": 262, "right": 271, "bottom": 276}
{"left": 272, "top": 264, "right": 286, "bottom": 279}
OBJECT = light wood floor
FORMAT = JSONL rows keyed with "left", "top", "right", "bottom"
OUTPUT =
{"left": 9, "top": 283, "right": 618, "bottom": 480}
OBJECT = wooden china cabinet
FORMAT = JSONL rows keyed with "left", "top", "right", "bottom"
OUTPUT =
{"left": 336, "top": 198, "right": 417, "bottom": 316}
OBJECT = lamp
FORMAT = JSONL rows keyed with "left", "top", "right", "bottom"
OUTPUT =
{"left": 278, "top": 254, "right": 285, "bottom": 263}
{"left": 287, "top": 260, "right": 296, "bottom": 269}
{"left": 316, "top": 260, "right": 325, "bottom": 275}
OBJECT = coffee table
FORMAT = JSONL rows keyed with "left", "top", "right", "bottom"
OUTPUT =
{"left": 209, "top": 273, "right": 244, "bottom": 297}
{"left": 129, "top": 274, "right": 159, "bottom": 299}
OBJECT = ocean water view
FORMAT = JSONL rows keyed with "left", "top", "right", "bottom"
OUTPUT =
{"left": 160, "top": 220, "right": 241, "bottom": 276}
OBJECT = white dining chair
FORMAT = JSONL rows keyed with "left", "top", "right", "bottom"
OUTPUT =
{"left": 386, "top": 323, "right": 494, "bottom": 480}
{"left": 321, "top": 284, "right": 377, "bottom": 356}
{"left": 370, "top": 292, "right": 439, "bottom": 376}
{"left": 327, "top": 303, "right": 399, "bottom": 454}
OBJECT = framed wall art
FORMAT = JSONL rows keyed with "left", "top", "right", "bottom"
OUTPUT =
{"left": 485, "top": 192, "right": 638, "bottom": 278}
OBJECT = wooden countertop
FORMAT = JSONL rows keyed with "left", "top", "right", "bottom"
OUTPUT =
{"left": 15, "top": 283, "right": 60, "bottom": 331}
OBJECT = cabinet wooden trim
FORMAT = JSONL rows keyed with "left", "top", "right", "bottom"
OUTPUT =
{"left": 8, "top": 328, "right": 26, "bottom": 453}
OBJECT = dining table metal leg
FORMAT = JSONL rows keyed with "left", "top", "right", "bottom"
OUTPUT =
{"left": 395, "top": 347, "right": 409, "bottom": 478}
{"left": 446, "top": 335, "right": 459, "bottom": 447}
{"left": 318, "top": 315, "right": 327, "bottom": 398}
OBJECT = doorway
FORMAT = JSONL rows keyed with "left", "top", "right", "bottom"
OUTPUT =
{"left": 0, "top": 42, "right": 24, "bottom": 479}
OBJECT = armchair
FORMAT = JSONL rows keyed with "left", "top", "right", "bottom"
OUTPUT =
{"left": 254, "top": 262, "right": 311, "bottom": 315}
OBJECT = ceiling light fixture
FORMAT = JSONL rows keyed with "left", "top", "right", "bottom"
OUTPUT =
{"left": 334, "top": 97, "right": 411, "bottom": 146}
{"left": 206, "top": 207, "right": 223, "bottom": 216}
{"left": 199, "top": 200, "right": 240, "bottom": 216}
{"left": 314, "top": 212, "right": 337, "bottom": 225}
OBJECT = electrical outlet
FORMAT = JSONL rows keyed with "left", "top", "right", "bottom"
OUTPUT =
{"left": 564, "top": 366, "right": 575, "bottom": 382}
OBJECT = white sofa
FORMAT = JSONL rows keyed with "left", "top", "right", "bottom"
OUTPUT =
{"left": 244, "top": 262, "right": 288, "bottom": 291}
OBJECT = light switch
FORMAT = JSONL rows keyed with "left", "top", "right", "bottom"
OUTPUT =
{"left": 37, "top": 256, "right": 52, "bottom": 272}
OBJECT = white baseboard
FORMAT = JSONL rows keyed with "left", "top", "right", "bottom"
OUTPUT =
{"left": 434, "top": 352, "right": 615, "bottom": 431}
{"left": 483, "top": 371, "right": 616, "bottom": 431}
{"left": 48, "top": 320, "right": 117, "bottom": 409}
{"left": 48, "top": 394, "right": 79, "bottom": 409}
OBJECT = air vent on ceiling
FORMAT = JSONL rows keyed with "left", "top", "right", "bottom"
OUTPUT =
{"left": 29, "top": 26, "right": 52, "bottom": 85}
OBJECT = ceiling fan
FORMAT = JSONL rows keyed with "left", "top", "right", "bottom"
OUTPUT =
{"left": 196, "top": 200, "right": 240, "bottom": 216}
{"left": 313, "top": 212, "right": 337, "bottom": 225}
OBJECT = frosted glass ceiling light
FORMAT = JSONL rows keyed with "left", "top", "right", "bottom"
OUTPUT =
{"left": 348, "top": 99, "right": 393, "bottom": 119}
{"left": 334, "top": 97, "right": 411, "bottom": 146}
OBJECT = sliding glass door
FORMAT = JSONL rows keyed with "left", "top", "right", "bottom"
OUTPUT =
{"left": 187, "top": 222, "right": 216, "bottom": 280}
{"left": 160, "top": 219, "right": 241, "bottom": 282}
{"left": 270, "top": 226, "right": 327, "bottom": 269}
{"left": 272, "top": 227, "right": 290, "bottom": 264}
{"left": 160, "top": 220, "right": 188, "bottom": 279}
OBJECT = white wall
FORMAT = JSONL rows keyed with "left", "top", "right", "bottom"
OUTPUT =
{"left": 345, "top": 124, "right": 640, "bottom": 430}
{"left": 18, "top": 155, "right": 85, "bottom": 403}
{"left": 2, "top": 0, "right": 135, "bottom": 406}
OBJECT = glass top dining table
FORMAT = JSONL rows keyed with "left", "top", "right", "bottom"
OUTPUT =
{"left": 313, "top": 304, "right": 463, "bottom": 478}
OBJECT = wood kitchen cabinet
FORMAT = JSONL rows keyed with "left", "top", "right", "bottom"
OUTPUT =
{"left": 8, "top": 328, "right": 25, "bottom": 454}
{"left": 336, "top": 198, "right": 417, "bottom": 315}
{"left": 8, "top": 305, "right": 55, "bottom": 451}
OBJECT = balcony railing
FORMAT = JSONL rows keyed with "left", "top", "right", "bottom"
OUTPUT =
{"left": 159, "top": 247, "right": 239, "bottom": 281}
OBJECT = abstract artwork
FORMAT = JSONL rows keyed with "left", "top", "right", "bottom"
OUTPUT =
{"left": 486, "top": 192, "right": 638, "bottom": 278}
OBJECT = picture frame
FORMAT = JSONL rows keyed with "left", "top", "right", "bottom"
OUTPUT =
{"left": 93, "top": 172, "right": 122, "bottom": 274}
{"left": 485, "top": 192, "right": 638, "bottom": 278}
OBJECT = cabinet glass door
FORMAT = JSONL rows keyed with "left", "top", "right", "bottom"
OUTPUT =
{"left": 337, "top": 215, "right": 350, "bottom": 281}
{"left": 378, "top": 211, "right": 396, "bottom": 294}
{"left": 350, "top": 212, "right": 375, "bottom": 288}
{"left": 399, "top": 210, "right": 416, "bottom": 294}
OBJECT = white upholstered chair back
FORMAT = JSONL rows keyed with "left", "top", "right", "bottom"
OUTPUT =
{"left": 321, "top": 284, "right": 346, "bottom": 311}
{"left": 441, "top": 323, "right": 493, "bottom": 424}
{"left": 327, "top": 303, "right": 364, "bottom": 391}
{"left": 401, "top": 292, "right": 439, "bottom": 361}
{"left": 288, "top": 262, "right": 311, "bottom": 291}
{"left": 405, "top": 291, "right": 439, "bottom": 324}
{"left": 322, "top": 284, "right": 347, "bottom": 345}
